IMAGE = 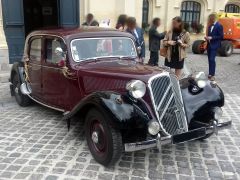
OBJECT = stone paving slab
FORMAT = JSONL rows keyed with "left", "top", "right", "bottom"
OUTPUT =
{"left": 0, "top": 53, "right": 239, "bottom": 180}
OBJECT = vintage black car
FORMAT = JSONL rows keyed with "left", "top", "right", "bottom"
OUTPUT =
{"left": 9, "top": 27, "right": 231, "bottom": 166}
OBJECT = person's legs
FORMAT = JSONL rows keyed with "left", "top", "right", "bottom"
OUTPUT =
{"left": 208, "top": 49, "right": 217, "bottom": 77}
{"left": 153, "top": 51, "right": 159, "bottom": 66}
{"left": 148, "top": 51, "right": 154, "bottom": 65}
{"left": 175, "top": 69, "right": 182, "bottom": 79}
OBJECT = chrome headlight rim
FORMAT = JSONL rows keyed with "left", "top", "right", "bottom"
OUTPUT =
{"left": 214, "top": 107, "right": 223, "bottom": 120}
{"left": 194, "top": 72, "right": 208, "bottom": 88}
{"left": 148, "top": 120, "right": 160, "bottom": 136}
{"left": 126, "top": 80, "right": 146, "bottom": 99}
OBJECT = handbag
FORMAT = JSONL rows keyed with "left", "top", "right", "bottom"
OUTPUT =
{"left": 160, "top": 41, "right": 168, "bottom": 58}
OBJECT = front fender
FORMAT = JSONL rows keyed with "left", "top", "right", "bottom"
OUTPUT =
{"left": 63, "top": 91, "right": 152, "bottom": 130}
{"left": 180, "top": 78, "right": 224, "bottom": 125}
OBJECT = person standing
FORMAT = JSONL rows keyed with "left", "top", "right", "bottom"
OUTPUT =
{"left": 205, "top": 13, "right": 223, "bottom": 81}
{"left": 148, "top": 18, "right": 166, "bottom": 66}
{"left": 163, "top": 16, "right": 190, "bottom": 79}
{"left": 82, "top": 13, "right": 99, "bottom": 26}
{"left": 116, "top": 14, "right": 128, "bottom": 31}
{"left": 126, "top": 17, "right": 145, "bottom": 62}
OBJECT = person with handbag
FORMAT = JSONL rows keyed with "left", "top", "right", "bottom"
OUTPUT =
{"left": 148, "top": 18, "right": 166, "bottom": 66}
{"left": 162, "top": 16, "right": 190, "bottom": 79}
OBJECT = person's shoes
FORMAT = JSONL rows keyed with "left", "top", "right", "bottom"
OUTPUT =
{"left": 209, "top": 76, "right": 215, "bottom": 81}
{"left": 208, "top": 75, "right": 212, "bottom": 79}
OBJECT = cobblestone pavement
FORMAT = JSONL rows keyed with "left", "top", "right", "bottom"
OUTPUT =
{"left": 0, "top": 52, "right": 240, "bottom": 180}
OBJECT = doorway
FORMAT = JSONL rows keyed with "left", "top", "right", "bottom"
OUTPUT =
{"left": 23, "top": 0, "right": 59, "bottom": 36}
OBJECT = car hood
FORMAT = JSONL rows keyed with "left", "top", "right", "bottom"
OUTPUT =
{"left": 74, "top": 59, "right": 166, "bottom": 94}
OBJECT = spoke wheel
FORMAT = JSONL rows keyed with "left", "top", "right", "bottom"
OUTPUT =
{"left": 85, "top": 108, "right": 122, "bottom": 166}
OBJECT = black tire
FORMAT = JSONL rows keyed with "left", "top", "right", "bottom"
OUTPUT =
{"left": 192, "top": 40, "right": 205, "bottom": 54}
{"left": 85, "top": 108, "right": 123, "bottom": 166}
{"left": 12, "top": 73, "right": 31, "bottom": 107}
{"left": 218, "top": 41, "right": 233, "bottom": 57}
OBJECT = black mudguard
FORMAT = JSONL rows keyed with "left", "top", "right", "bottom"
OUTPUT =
{"left": 63, "top": 91, "right": 153, "bottom": 130}
{"left": 10, "top": 62, "right": 25, "bottom": 83}
{"left": 180, "top": 78, "right": 224, "bottom": 127}
{"left": 9, "top": 62, "right": 25, "bottom": 96}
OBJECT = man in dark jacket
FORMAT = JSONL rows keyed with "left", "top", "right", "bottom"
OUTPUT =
{"left": 205, "top": 13, "right": 223, "bottom": 81}
{"left": 148, "top": 18, "right": 166, "bottom": 66}
{"left": 82, "top": 13, "right": 99, "bottom": 26}
{"left": 126, "top": 17, "right": 145, "bottom": 62}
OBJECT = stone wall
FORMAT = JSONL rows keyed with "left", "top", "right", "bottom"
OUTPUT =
{"left": 0, "top": 0, "right": 10, "bottom": 72}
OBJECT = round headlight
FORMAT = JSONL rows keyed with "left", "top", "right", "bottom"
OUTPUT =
{"left": 195, "top": 72, "right": 207, "bottom": 88}
{"left": 126, "top": 80, "right": 146, "bottom": 99}
{"left": 197, "top": 80, "right": 207, "bottom": 88}
{"left": 214, "top": 107, "right": 223, "bottom": 120}
{"left": 148, "top": 121, "right": 160, "bottom": 135}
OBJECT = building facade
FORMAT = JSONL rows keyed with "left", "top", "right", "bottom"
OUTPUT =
{"left": 0, "top": 0, "right": 239, "bottom": 68}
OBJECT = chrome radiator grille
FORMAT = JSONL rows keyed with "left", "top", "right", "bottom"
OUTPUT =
{"left": 148, "top": 73, "right": 188, "bottom": 136}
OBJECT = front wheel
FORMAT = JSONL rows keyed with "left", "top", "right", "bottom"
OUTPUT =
{"left": 12, "top": 73, "right": 31, "bottom": 107}
{"left": 85, "top": 108, "right": 123, "bottom": 166}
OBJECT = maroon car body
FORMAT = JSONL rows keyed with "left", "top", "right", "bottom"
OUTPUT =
{"left": 9, "top": 27, "right": 231, "bottom": 166}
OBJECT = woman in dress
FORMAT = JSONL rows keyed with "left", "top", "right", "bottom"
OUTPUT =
{"left": 163, "top": 16, "right": 190, "bottom": 79}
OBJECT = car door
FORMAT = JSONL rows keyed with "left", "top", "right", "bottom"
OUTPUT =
{"left": 28, "top": 37, "right": 43, "bottom": 99}
{"left": 41, "top": 36, "right": 69, "bottom": 110}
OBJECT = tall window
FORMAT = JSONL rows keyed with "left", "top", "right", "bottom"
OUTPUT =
{"left": 181, "top": 1, "right": 201, "bottom": 32}
{"left": 225, "top": 4, "right": 240, "bottom": 13}
{"left": 142, "top": 0, "right": 149, "bottom": 30}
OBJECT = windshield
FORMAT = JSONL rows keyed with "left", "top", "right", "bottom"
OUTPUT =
{"left": 71, "top": 37, "right": 137, "bottom": 62}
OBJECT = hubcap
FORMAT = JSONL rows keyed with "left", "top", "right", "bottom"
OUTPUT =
{"left": 91, "top": 131, "right": 99, "bottom": 143}
{"left": 89, "top": 120, "right": 107, "bottom": 153}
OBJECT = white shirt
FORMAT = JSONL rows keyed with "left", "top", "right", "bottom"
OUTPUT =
{"left": 210, "top": 22, "right": 217, "bottom": 33}
{"left": 133, "top": 29, "right": 139, "bottom": 39}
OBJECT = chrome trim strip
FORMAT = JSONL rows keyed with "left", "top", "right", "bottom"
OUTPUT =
{"left": 156, "top": 84, "right": 171, "bottom": 110}
{"left": 169, "top": 74, "right": 189, "bottom": 132}
{"left": 158, "top": 94, "right": 174, "bottom": 121}
{"left": 147, "top": 72, "right": 170, "bottom": 136}
{"left": 27, "top": 95, "right": 65, "bottom": 112}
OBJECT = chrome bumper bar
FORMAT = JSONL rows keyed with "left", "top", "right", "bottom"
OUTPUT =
{"left": 125, "top": 121, "right": 232, "bottom": 152}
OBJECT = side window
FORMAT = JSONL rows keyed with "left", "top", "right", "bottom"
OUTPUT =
{"left": 30, "top": 38, "right": 42, "bottom": 61}
{"left": 46, "top": 39, "right": 65, "bottom": 64}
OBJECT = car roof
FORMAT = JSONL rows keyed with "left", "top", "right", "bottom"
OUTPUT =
{"left": 28, "top": 27, "right": 134, "bottom": 40}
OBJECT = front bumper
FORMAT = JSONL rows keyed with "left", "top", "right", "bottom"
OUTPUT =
{"left": 124, "top": 120, "right": 232, "bottom": 152}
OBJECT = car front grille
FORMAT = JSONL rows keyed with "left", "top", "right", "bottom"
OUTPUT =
{"left": 148, "top": 72, "right": 188, "bottom": 136}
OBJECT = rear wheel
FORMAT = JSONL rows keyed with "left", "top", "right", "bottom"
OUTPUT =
{"left": 85, "top": 108, "right": 122, "bottom": 166}
{"left": 12, "top": 73, "right": 31, "bottom": 107}
{"left": 218, "top": 41, "right": 233, "bottom": 57}
{"left": 192, "top": 40, "right": 205, "bottom": 54}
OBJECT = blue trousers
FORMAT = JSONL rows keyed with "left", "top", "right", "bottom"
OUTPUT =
{"left": 207, "top": 48, "right": 217, "bottom": 76}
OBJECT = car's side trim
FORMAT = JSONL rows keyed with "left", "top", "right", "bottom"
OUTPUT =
{"left": 27, "top": 95, "right": 65, "bottom": 112}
